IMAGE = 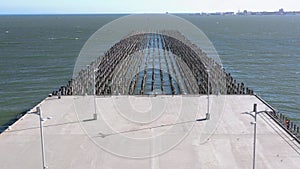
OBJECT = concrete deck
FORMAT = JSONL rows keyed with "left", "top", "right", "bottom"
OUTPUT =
{"left": 0, "top": 95, "right": 299, "bottom": 169}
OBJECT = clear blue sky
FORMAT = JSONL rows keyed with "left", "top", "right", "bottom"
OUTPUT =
{"left": 1, "top": 0, "right": 300, "bottom": 14}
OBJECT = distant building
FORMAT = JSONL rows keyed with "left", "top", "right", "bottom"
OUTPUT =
{"left": 192, "top": 8, "right": 300, "bottom": 16}
{"left": 236, "top": 10, "right": 248, "bottom": 15}
{"left": 279, "top": 8, "right": 285, "bottom": 15}
{"left": 222, "top": 12, "right": 235, "bottom": 16}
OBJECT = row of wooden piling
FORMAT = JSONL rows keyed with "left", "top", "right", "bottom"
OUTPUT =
{"left": 225, "top": 72, "right": 254, "bottom": 95}
{"left": 162, "top": 30, "right": 227, "bottom": 94}
{"left": 276, "top": 111, "right": 300, "bottom": 135}
{"left": 55, "top": 31, "right": 255, "bottom": 96}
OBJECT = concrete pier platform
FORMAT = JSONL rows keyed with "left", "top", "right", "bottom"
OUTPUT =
{"left": 0, "top": 95, "right": 299, "bottom": 169}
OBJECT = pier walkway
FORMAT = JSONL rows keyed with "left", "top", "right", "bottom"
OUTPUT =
{"left": 0, "top": 95, "right": 299, "bottom": 169}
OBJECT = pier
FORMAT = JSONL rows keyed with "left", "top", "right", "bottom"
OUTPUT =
{"left": 0, "top": 26, "right": 299, "bottom": 168}
{"left": 54, "top": 30, "right": 299, "bottom": 138}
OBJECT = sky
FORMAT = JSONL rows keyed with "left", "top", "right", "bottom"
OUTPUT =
{"left": 1, "top": 0, "right": 300, "bottom": 14}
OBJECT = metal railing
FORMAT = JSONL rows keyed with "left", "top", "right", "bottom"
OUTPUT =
{"left": 254, "top": 94, "right": 300, "bottom": 144}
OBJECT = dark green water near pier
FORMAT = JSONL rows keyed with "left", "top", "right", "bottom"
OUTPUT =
{"left": 0, "top": 14, "right": 299, "bottom": 128}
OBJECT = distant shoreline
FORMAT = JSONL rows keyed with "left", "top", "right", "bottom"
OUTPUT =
{"left": 1, "top": 13, "right": 300, "bottom": 16}
{"left": 0, "top": 12, "right": 300, "bottom": 16}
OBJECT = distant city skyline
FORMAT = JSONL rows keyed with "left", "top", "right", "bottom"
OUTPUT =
{"left": 1, "top": 0, "right": 300, "bottom": 14}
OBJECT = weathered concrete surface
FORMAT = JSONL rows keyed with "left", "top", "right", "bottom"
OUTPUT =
{"left": 0, "top": 95, "right": 299, "bottom": 169}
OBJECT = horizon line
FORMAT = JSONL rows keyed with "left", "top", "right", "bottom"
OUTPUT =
{"left": 1, "top": 8, "right": 300, "bottom": 15}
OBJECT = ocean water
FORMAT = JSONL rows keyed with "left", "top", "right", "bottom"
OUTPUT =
{"left": 0, "top": 14, "right": 299, "bottom": 128}
{"left": 183, "top": 15, "right": 300, "bottom": 121}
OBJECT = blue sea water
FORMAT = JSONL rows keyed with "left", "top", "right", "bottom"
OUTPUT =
{"left": 0, "top": 14, "right": 299, "bottom": 127}
{"left": 184, "top": 15, "right": 300, "bottom": 121}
